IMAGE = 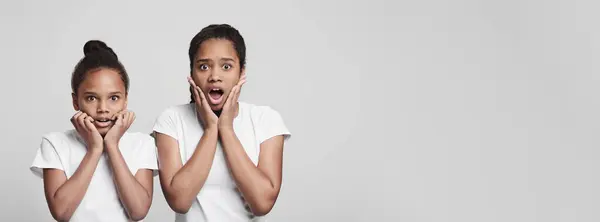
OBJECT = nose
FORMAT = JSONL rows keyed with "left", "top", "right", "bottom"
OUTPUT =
{"left": 208, "top": 70, "right": 221, "bottom": 83}
{"left": 97, "top": 100, "right": 109, "bottom": 114}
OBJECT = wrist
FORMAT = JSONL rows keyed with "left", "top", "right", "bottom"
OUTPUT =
{"left": 87, "top": 147, "right": 103, "bottom": 156}
{"left": 217, "top": 122, "right": 233, "bottom": 130}
{"left": 218, "top": 126, "right": 235, "bottom": 135}
{"left": 204, "top": 126, "right": 220, "bottom": 134}
{"left": 205, "top": 123, "right": 219, "bottom": 130}
{"left": 103, "top": 140, "right": 118, "bottom": 150}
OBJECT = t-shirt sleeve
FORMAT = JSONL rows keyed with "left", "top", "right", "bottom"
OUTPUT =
{"left": 30, "top": 136, "right": 64, "bottom": 178}
{"left": 256, "top": 106, "right": 292, "bottom": 145}
{"left": 152, "top": 108, "right": 179, "bottom": 140}
{"left": 136, "top": 135, "right": 159, "bottom": 177}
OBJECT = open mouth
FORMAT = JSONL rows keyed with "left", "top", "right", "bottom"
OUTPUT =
{"left": 93, "top": 118, "right": 113, "bottom": 128}
{"left": 208, "top": 88, "right": 224, "bottom": 105}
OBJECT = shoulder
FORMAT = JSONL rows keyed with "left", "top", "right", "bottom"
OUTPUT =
{"left": 240, "top": 101, "right": 291, "bottom": 143}
{"left": 156, "top": 103, "right": 196, "bottom": 120}
{"left": 161, "top": 103, "right": 196, "bottom": 115}
{"left": 121, "top": 131, "right": 156, "bottom": 150}
{"left": 37, "top": 129, "right": 83, "bottom": 158}
{"left": 241, "top": 101, "right": 283, "bottom": 119}
{"left": 41, "top": 129, "right": 79, "bottom": 147}
{"left": 124, "top": 131, "right": 155, "bottom": 143}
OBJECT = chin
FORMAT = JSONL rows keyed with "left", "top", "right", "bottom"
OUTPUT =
{"left": 210, "top": 104, "right": 224, "bottom": 111}
{"left": 98, "top": 130, "right": 109, "bottom": 137}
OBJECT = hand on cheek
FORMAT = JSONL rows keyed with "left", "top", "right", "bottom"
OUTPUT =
{"left": 219, "top": 74, "right": 246, "bottom": 129}
{"left": 104, "top": 110, "right": 135, "bottom": 148}
{"left": 71, "top": 111, "right": 104, "bottom": 152}
{"left": 188, "top": 76, "right": 219, "bottom": 129}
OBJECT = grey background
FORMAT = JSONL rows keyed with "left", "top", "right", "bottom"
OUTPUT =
{"left": 1, "top": 0, "right": 599, "bottom": 221}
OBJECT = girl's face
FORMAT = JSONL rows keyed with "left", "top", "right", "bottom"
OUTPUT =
{"left": 191, "top": 38, "right": 244, "bottom": 111}
{"left": 72, "top": 68, "right": 127, "bottom": 136}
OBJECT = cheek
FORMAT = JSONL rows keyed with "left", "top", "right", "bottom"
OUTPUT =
{"left": 192, "top": 72, "right": 208, "bottom": 81}
{"left": 111, "top": 100, "right": 127, "bottom": 110}
{"left": 192, "top": 75, "right": 210, "bottom": 88}
{"left": 77, "top": 100, "right": 94, "bottom": 112}
{"left": 228, "top": 75, "right": 240, "bottom": 86}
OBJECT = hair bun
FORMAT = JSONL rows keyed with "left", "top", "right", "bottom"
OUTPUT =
{"left": 83, "top": 40, "right": 117, "bottom": 59}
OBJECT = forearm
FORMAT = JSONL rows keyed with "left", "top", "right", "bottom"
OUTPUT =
{"left": 105, "top": 144, "right": 151, "bottom": 220}
{"left": 50, "top": 149, "right": 102, "bottom": 220}
{"left": 167, "top": 127, "right": 219, "bottom": 209}
{"left": 218, "top": 127, "right": 277, "bottom": 214}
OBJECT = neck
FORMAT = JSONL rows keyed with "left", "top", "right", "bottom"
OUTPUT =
{"left": 214, "top": 102, "right": 239, "bottom": 117}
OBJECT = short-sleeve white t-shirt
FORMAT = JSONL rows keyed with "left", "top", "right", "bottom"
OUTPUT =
{"left": 153, "top": 101, "right": 291, "bottom": 222}
{"left": 30, "top": 130, "right": 159, "bottom": 222}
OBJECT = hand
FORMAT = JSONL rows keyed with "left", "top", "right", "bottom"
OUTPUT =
{"left": 71, "top": 111, "right": 103, "bottom": 153}
{"left": 189, "top": 76, "right": 218, "bottom": 129}
{"left": 219, "top": 74, "right": 247, "bottom": 129}
{"left": 104, "top": 110, "right": 135, "bottom": 148}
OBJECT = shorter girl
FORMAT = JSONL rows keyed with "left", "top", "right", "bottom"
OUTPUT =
{"left": 30, "top": 40, "right": 158, "bottom": 222}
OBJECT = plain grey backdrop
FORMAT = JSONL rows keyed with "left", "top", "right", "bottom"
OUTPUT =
{"left": 1, "top": 0, "right": 599, "bottom": 221}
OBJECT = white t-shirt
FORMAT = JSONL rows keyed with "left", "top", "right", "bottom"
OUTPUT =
{"left": 30, "top": 130, "right": 159, "bottom": 222}
{"left": 152, "top": 101, "right": 291, "bottom": 222}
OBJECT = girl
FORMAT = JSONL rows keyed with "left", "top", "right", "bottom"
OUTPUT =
{"left": 153, "top": 24, "right": 292, "bottom": 221}
{"left": 30, "top": 40, "right": 158, "bottom": 222}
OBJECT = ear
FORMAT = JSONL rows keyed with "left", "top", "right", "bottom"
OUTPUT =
{"left": 240, "top": 68, "right": 246, "bottom": 78}
{"left": 72, "top": 93, "right": 79, "bottom": 111}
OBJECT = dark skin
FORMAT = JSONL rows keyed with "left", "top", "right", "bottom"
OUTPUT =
{"left": 155, "top": 38, "right": 286, "bottom": 216}
{"left": 42, "top": 69, "right": 154, "bottom": 221}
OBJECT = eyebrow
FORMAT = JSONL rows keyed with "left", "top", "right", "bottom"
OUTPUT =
{"left": 195, "top": 57, "right": 236, "bottom": 63}
{"left": 82, "top": 91, "right": 123, "bottom": 95}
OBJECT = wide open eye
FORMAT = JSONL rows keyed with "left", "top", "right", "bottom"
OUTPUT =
{"left": 199, "top": 64, "right": 209, "bottom": 71}
{"left": 222, "top": 64, "right": 232, "bottom": 70}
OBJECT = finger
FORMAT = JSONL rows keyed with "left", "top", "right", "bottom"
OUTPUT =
{"left": 128, "top": 112, "right": 136, "bottom": 126}
{"left": 189, "top": 81, "right": 203, "bottom": 104}
{"left": 119, "top": 111, "right": 126, "bottom": 123}
{"left": 187, "top": 76, "right": 198, "bottom": 88}
{"left": 112, "top": 110, "right": 125, "bottom": 121}
{"left": 113, "top": 112, "right": 122, "bottom": 126}
{"left": 224, "top": 85, "right": 239, "bottom": 106}
{"left": 119, "top": 110, "right": 126, "bottom": 121}
{"left": 121, "top": 112, "right": 127, "bottom": 125}
{"left": 72, "top": 110, "right": 82, "bottom": 118}
{"left": 235, "top": 78, "right": 246, "bottom": 101}
{"left": 188, "top": 77, "right": 203, "bottom": 102}
{"left": 123, "top": 112, "right": 131, "bottom": 125}
{"left": 234, "top": 76, "right": 246, "bottom": 102}
{"left": 71, "top": 111, "right": 82, "bottom": 125}
{"left": 191, "top": 85, "right": 201, "bottom": 103}
{"left": 71, "top": 111, "right": 83, "bottom": 121}
{"left": 77, "top": 113, "right": 89, "bottom": 132}
{"left": 84, "top": 117, "right": 98, "bottom": 134}
{"left": 237, "top": 80, "right": 247, "bottom": 91}
{"left": 84, "top": 116, "right": 95, "bottom": 132}
{"left": 71, "top": 111, "right": 83, "bottom": 131}
{"left": 235, "top": 76, "right": 246, "bottom": 88}
{"left": 196, "top": 86, "right": 210, "bottom": 106}
{"left": 234, "top": 84, "right": 242, "bottom": 102}
{"left": 238, "top": 74, "right": 247, "bottom": 85}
